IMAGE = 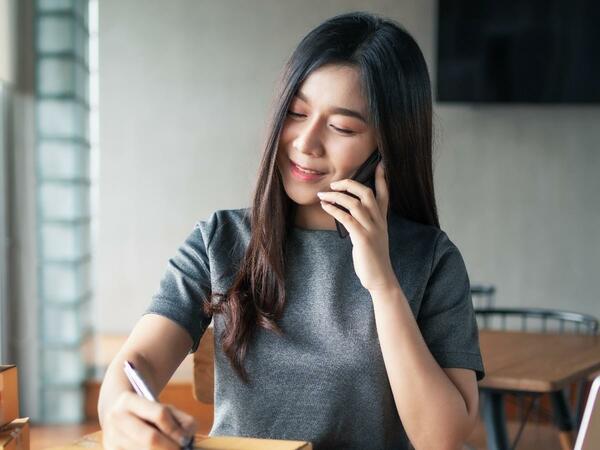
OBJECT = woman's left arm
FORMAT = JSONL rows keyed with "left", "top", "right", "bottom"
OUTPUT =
{"left": 370, "top": 285, "right": 479, "bottom": 450}
{"left": 318, "top": 161, "right": 479, "bottom": 450}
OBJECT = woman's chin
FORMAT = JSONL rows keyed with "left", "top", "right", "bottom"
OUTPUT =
{"left": 287, "top": 192, "right": 320, "bottom": 207}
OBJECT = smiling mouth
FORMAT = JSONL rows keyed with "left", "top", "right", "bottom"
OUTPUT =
{"left": 289, "top": 159, "right": 326, "bottom": 175}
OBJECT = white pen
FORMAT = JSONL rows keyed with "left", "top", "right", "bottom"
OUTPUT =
{"left": 123, "top": 360, "right": 194, "bottom": 449}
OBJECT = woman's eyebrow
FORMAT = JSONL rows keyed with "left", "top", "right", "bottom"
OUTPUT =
{"left": 295, "top": 90, "right": 367, "bottom": 124}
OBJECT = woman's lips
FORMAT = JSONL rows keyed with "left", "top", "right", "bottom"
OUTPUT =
{"left": 289, "top": 159, "right": 326, "bottom": 181}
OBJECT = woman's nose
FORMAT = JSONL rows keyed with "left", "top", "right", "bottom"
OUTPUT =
{"left": 292, "top": 117, "right": 324, "bottom": 156}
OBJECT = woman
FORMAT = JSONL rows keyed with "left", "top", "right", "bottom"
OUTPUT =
{"left": 99, "top": 11, "right": 485, "bottom": 450}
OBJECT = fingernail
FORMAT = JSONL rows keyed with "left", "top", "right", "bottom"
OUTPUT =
{"left": 317, "top": 192, "right": 324, "bottom": 198}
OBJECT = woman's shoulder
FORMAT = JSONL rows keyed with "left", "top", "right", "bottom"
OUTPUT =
{"left": 198, "top": 206, "right": 251, "bottom": 227}
{"left": 388, "top": 210, "right": 459, "bottom": 264}
{"left": 389, "top": 210, "right": 438, "bottom": 243}
{"left": 194, "top": 206, "right": 252, "bottom": 248}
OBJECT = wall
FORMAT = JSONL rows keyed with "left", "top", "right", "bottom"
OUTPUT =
{"left": 435, "top": 105, "right": 600, "bottom": 315}
{"left": 0, "top": 0, "right": 16, "bottom": 84}
{"left": 97, "top": 0, "right": 600, "bottom": 344}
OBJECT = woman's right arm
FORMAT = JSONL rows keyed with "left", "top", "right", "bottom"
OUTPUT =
{"left": 98, "top": 313, "right": 199, "bottom": 450}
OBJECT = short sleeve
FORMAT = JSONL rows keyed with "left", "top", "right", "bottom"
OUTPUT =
{"left": 144, "top": 222, "right": 213, "bottom": 353}
{"left": 417, "top": 231, "right": 485, "bottom": 381}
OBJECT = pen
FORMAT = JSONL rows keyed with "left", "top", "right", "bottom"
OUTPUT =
{"left": 123, "top": 360, "right": 195, "bottom": 450}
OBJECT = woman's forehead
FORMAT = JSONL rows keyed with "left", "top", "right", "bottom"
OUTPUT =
{"left": 295, "top": 65, "right": 368, "bottom": 117}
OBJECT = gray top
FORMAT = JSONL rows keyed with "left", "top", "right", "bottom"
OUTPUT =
{"left": 145, "top": 207, "right": 484, "bottom": 450}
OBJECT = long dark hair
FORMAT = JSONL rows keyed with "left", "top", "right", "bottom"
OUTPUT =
{"left": 203, "top": 11, "right": 439, "bottom": 384}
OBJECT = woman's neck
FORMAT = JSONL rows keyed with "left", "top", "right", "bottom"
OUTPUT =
{"left": 294, "top": 203, "right": 337, "bottom": 230}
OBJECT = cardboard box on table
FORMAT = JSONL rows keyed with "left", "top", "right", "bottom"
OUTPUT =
{"left": 0, "top": 418, "right": 30, "bottom": 450}
{"left": 47, "top": 431, "right": 313, "bottom": 449}
{"left": 0, "top": 366, "right": 19, "bottom": 428}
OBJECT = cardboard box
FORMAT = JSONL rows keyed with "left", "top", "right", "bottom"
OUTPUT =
{"left": 0, "top": 367, "right": 19, "bottom": 429}
{"left": 0, "top": 417, "right": 30, "bottom": 450}
{"left": 46, "top": 431, "right": 312, "bottom": 449}
{"left": 195, "top": 435, "right": 312, "bottom": 449}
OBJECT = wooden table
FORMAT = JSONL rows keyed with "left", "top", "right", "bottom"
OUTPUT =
{"left": 47, "top": 431, "right": 312, "bottom": 449}
{"left": 478, "top": 330, "right": 600, "bottom": 450}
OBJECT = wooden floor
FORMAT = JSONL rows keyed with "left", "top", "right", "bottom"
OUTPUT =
{"left": 31, "top": 419, "right": 564, "bottom": 450}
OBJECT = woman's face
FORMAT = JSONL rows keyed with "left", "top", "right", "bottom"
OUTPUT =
{"left": 276, "top": 64, "right": 378, "bottom": 218}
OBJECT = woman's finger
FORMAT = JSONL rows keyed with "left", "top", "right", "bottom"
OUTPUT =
{"left": 329, "top": 178, "right": 383, "bottom": 224}
{"left": 320, "top": 200, "right": 362, "bottom": 237}
{"left": 167, "top": 405, "right": 198, "bottom": 440}
{"left": 374, "top": 161, "right": 389, "bottom": 217}
{"left": 121, "top": 392, "right": 190, "bottom": 447}
{"left": 317, "top": 191, "right": 374, "bottom": 231}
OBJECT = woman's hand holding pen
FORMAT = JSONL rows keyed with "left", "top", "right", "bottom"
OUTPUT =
{"left": 317, "top": 161, "right": 400, "bottom": 295}
{"left": 102, "top": 391, "right": 197, "bottom": 450}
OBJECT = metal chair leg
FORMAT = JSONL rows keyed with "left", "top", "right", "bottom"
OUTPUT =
{"left": 551, "top": 390, "right": 575, "bottom": 450}
{"left": 574, "top": 379, "right": 588, "bottom": 428}
{"left": 482, "top": 390, "right": 510, "bottom": 450}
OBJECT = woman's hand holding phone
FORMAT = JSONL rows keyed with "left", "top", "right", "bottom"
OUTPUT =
{"left": 330, "top": 150, "right": 381, "bottom": 238}
{"left": 317, "top": 158, "right": 400, "bottom": 294}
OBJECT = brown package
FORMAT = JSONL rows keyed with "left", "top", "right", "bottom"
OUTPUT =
{"left": 0, "top": 417, "right": 30, "bottom": 450}
{"left": 47, "top": 430, "right": 312, "bottom": 449}
{"left": 0, "top": 367, "right": 19, "bottom": 429}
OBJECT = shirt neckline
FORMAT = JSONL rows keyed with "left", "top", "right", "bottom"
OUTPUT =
{"left": 291, "top": 225, "right": 339, "bottom": 233}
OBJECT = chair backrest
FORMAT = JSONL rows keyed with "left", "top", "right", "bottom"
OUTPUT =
{"left": 193, "top": 326, "right": 215, "bottom": 404}
{"left": 470, "top": 284, "right": 496, "bottom": 309}
{"left": 574, "top": 374, "right": 600, "bottom": 450}
{"left": 474, "top": 307, "right": 599, "bottom": 335}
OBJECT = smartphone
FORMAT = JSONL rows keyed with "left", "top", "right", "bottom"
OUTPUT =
{"left": 333, "top": 150, "right": 382, "bottom": 239}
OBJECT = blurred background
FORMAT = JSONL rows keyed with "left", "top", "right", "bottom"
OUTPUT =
{"left": 0, "top": 0, "right": 599, "bottom": 448}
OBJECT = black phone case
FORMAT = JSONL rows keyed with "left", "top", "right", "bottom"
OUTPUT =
{"left": 334, "top": 150, "right": 382, "bottom": 239}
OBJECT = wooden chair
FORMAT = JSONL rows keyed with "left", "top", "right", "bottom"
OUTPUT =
{"left": 193, "top": 326, "right": 215, "bottom": 404}
{"left": 474, "top": 307, "right": 599, "bottom": 450}
{"left": 470, "top": 284, "right": 496, "bottom": 309}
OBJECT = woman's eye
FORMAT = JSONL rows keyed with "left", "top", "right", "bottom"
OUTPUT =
{"left": 287, "top": 111, "right": 355, "bottom": 135}
{"left": 331, "top": 125, "right": 355, "bottom": 135}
